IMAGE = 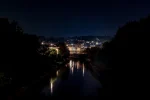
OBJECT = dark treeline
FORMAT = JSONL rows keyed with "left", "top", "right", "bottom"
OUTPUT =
{"left": 101, "top": 16, "right": 150, "bottom": 69}
{"left": 0, "top": 18, "right": 69, "bottom": 98}
{"left": 86, "top": 16, "right": 150, "bottom": 69}
{"left": 0, "top": 18, "right": 46, "bottom": 88}
{"left": 84, "top": 16, "right": 150, "bottom": 96}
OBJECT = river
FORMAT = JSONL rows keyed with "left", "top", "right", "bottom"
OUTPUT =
{"left": 22, "top": 59, "right": 103, "bottom": 99}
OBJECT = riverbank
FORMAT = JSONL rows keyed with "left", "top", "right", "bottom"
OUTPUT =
{"left": 0, "top": 59, "right": 69, "bottom": 100}
{"left": 88, "top": 60, "right": 112, "bottom": 96}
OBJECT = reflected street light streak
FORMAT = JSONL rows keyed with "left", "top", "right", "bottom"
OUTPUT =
{"left": 83, "top": 63, "right": 85, "bottom": 77}
{"left": 50, "top": 77, "right": 57, "bottom": 95}
{"left": 77, "top": 61, "right": 79, "bottom": 70}
{"left": 72, "top": 66, "right": 74, "bottom": 74}
{"left": 56, "top": 70, "right": 59, "bottom": 76}
{"left": 71, "top": 61, "right": 74, "bottom": 74}
{"left": 69, "top": 60, "right": 72, "bottom": 68}
{"left": 50, "top": 78, "right": 53, "bottom": 94}
{"left": 51, "top": 82, "right": 53, "bottom": 94}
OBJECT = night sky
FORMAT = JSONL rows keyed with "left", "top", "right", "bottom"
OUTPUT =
{"left": 0, "top": 0, "right": 150, "bottom": 37}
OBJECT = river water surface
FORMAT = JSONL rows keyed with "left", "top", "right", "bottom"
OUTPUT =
{"left": 43, "top": 60, "right": 102, "bottom": 97}
{"left": 23, "top": 60, "right": 102, "bottom": 99}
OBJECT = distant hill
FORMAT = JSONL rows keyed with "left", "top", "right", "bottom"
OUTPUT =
{"left": 39, "top": 35, "right": 112, "bottom": 42}
{"left": 67, "top": 36, "right": 112, "bottom": 41}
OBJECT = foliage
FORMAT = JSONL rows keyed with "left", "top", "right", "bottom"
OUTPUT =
{"left": 39, "top": 45, "right": 57, "bottom": 57}
{"left": 49, "top": 49, "right": 57, "bottom": 56}
{"left": 58, "top": 42, "right": 70, "bottom": 59}
{"left": 100, "top": 16, "right": 150, "bottom": 68}
{"left": 38, "top": 44, "right": 50, "bottom": 56}
{"left": 0, "top": 18, "right": 52, "bottom": 89}
{"left": 84, "top": 47, "right": 101, "bottom": 61}
{"left": 85, "top": 16, "right": 150, "bottom": 69}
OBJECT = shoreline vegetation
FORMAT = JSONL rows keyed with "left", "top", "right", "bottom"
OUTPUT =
{"left": 0, "top": 18, "right": 70, "bottom": 98}
{"left": 83, "top": 16, "right": 150, "bottom": 96}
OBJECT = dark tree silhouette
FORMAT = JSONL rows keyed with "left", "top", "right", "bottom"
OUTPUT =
{"left": 58, "top": 42, "right": 70, "bottom": 59}
{"left": 85, "top": 16, "right": 150, "bottom": 96}
{"left": 100, "top": 16, "right": 150, "bottom": 68}
{"left": 0, "top": 18, "right": 53, "bottom": 96}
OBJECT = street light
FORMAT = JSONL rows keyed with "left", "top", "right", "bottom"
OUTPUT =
{"left": 96, "top": 42, "right": 98, "bottom": 45}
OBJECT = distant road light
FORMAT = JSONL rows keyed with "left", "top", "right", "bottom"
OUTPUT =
{"left": 51, "top": 43, "right": 53, "bottom": 46}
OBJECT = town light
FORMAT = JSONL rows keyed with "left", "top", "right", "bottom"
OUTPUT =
{"left": 77, "top": 48, "right": 80, "bottom": 51}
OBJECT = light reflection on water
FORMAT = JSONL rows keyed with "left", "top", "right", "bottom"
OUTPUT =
{"left": 49, "top": 60, "right": 85, "bottom": 95}
{"left": 50, "top": 77, "right": 57, "bottom": 95}
{"left": 71, "top": 65, "right": 74, "bottom": 74}
{"left": 83, "top": 63, "right": 85, "bottom": 77}
{"left": 50, "top": 82, "right": 53, "bottom": 94}
{"left": 56, "top": 70, "right": 59, "bottom": 76}
{"left": 50, "top": 70, "right": 60, "bottom": 94}
{"left": 69, "top": 60, "right": 72, "bottom": 68}
{"left": 50, "top": 78, "right": 53, "bottom": 94}
{"left": 47, "top": 59, "right": 102, "bottom": 96}
{"left": 77, "top": 61, "right": 79, "bottom": 70}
